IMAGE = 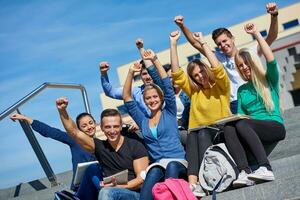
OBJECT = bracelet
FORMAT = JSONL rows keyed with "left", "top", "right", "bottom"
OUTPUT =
{"left": 152, "top": 55, "right": 158, "bottom": 62}
{"left": 200, "top": 42, "right": 207, "bottom": 47}
{"left": 271, "top": 13, "right": 278, "bottom": 17}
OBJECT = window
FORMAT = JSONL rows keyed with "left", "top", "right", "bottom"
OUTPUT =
{"left": 187, "top": 53, "right": 201, "bottom": 62}
{"left": 252, "top": 30, "right": 267, "bottom": 40}
{"left": 117, "top": 104, "right": 128, "bottom": 115}
{"left": 283, "top": 19, "right": 299, "bottom": 30}
{"left": 288, "top": 47, "right": 296, "bottom": 56}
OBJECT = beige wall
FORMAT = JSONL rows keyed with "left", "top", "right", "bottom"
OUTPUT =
{"left": 100, "top": 2, "right": 300, "bottom": 110}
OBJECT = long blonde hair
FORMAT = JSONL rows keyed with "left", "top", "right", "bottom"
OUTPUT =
{"left": 236, "top": 48, "right": 274, "bottom": 113}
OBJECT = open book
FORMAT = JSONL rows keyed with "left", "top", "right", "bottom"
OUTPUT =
{"left": 140, "top": 159, "right": 188, "bottom": 180}
{"left": 214, "top": 114, "right": 250, "bottom": 125}
{"left": 103, "top": 169, "right": 128, "bottom": 184}
{"left": 74, "top": 161, "right": 99, "bottom": 187}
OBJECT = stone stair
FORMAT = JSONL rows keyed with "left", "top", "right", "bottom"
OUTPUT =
{"left": 1, "top": 106, "right": 300, "bottom": 200}
{"left": 203, "top": 106, "right": 300, "bottom": 200}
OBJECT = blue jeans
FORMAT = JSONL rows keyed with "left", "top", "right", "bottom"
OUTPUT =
{"left": 76, "top": 163, "right": 103, "bottom": 200}
{"left": 98, "top": 187, "right": 140, "bottom": 200}
{"left": 139, "top": 161, "right": 187, "bottom": 200}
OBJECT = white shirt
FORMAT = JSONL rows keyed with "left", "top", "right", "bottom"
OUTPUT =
{"left": 215, "top": 50, "right": 245, "bottom": 102}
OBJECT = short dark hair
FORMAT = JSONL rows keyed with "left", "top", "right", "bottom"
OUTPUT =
{"left": 101, "top": 108, "right": 122, "bottom": 123}
{"left": 76, "top": 112, "right": 95, "bottom": 129}
{"left": 212, "top": 28, "right": 233, "bottom": 41}
{"left": 140, "top": 60, "right": 147, "bottom": 74}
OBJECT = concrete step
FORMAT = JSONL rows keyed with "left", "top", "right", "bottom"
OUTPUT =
{"left": 7, "top": 184, "right": 67, "bottom": 200}
{"left": 203, "top": 173, "right": 300, "bottom": 200}
{"left": 202, "top": 154, "right": 300, "bottom": 200}
{"left": 269, "top": 137, "right": 300, "bottom": 161}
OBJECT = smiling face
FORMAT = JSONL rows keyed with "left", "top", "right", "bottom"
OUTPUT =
{"left": 214, "top": 33, "right": 235, "bottom": 56}
{"left": 192, "top": 65, "right": 209, "bottom": 86}
{"left": 187, "top": 61, "right": 212, "bottom": 89}
{"left": 235, "top": 54, "right": 251, "bottom": 81}
{"left": 143, "top": 87, "right": 163, "bottom": 112}
{"left": 140, "top": 68, "right": 153, "bottom": 85}
{"left": 101, "top": 115, "right": 122, "bottom": 142}
{"left": 78, "top": 115, "right": 96, "bottom": 137}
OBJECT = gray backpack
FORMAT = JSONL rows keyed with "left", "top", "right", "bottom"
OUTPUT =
{"left": 199, "top": 143, "right": 239, "bottom": 193}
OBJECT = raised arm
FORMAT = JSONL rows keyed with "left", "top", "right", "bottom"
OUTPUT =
{"left": 99, "top": 61, "right": 123, "bottom": 100}
{"left": 56, "top": 97, "right": 95, "bottom": 152}
{"left": 142, "top": 49, "right": 167, "bottom": 79}
{"left": 137, "top": 38, "right": 163, "bottom": 89}
{"left": 170, "top": 30, "right": 181, "bottom": 73}
{"left": 135, "top": 38, "right": 153, "bottom": 68}
{"left": 193, "top": 32, "right": 220, "bottom": 68}
{"left": 11, "top": 113, "right": 33, "bottom": 124}
{"left": 123, "top": 62, "right": 142, "bottom": 102}
{"left": 257, "top": 2, "right": 279, "bottom": 55}
{"left": 245, "top": 23, "right": 274, "bottom": 62}
{"left": 174, "top": 15, "right": 205, "bottom": 55}
{"left": 11, "top": 113, "right": 73, "bottom": 144}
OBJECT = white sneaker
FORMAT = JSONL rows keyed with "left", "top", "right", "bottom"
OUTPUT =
{"left": 190, "top": 183, "right": 206, "bottom": 197}
{"left": 248, "top": 167, "right": 275, "bottom": 182}
{"left": 232, "top": 170, "right": 255, "bottom": 188}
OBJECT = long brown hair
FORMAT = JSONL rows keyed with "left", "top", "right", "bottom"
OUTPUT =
{"left": 187, "top": 59, "right": 215, "bottom": 90}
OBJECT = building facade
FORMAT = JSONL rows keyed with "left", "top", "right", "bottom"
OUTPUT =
{"left": 100, "top": 2, "right": 300, "bottom": 112}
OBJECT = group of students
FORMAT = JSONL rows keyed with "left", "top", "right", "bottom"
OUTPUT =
{"left": 10, "top": 2, "right": 287, "bottom": 200}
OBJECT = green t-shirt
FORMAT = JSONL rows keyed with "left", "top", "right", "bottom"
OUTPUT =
{"left": 237, "top": 59, "right": 283, "bottom": 124}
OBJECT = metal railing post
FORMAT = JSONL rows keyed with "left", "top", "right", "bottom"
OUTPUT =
{"left": 16, "top": 109, "right": 58, "bottom": 187}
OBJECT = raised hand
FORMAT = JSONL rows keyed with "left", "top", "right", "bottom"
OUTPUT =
{"left": 135, "top": 38, "right": 144, "bottom": 49}
{"left": 142, "top": 49, "right": 156, "bottom": 61}
{"left": 130, "top": 62, "right": 142, "bottom": 73}
{"left": 56, "top": 97, "right": 69, "bottom": 110}
{"left": 244, "top": 23, "right": 257, "bottom": 35}
{"left": 10, "top": 113, "right": 26, "bottom": 121}
{"left": 174, "top": 15, "right": 184, "bottom": 27}
{"left": 10, "top": 113, "right": 33, "bottom": 124}
{"left": 99, "top": 61, "right": 110, "bottom": 74}
{"left": 169, "top": 30, "right": 181, "bottom": 43}
{"left": 193, "top": 32, "right": 205, "bottom": 44}
{"left": 266, "top": 2, "right": 278, "bottom": 16}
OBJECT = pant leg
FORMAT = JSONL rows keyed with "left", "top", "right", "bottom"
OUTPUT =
{"left": 165, "top": 161, "right": 187, "bottom": 179}
{"left": 186, "top": 131, "right": 199, "bottom": 176}
{"left": 186, "top": 128, "right": 215, "bottom": 177}
{"left": 196, "top": 128, "right": 216, "bottom": 165}
{"left": 98, "top": 187, "right": 140, "bottom": 200}
{"left": 224, "top": 121, "right": 251, "bottom": 173}
{"left": 235, "top": 119, "right": 286, "bottom": 170}
{"left": 139, "top": 166, "right": 164, "bottom": 200}
{"left": 76, "top": 163, "right": 103, "bottom": 200}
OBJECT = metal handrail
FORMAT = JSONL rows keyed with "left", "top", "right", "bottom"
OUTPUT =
{"left": 0, "top": 82, "right": 91, "bottom": 188}
{"left": 0, "top": 82, "right": 91, "bottom": 121}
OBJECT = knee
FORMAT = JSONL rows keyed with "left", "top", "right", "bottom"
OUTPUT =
{"left": 235, "top": 119, "right": 248, "bottom": 130}
{"left": 98, "top": 187, "right": 112, "bottom": 200}
{"left": 147, "top": 167, "right": 164, "bottom": 178}
{"left": 166, "top": 161, "right": 180, "bottom": 172}
{"left": 145, "top": 167, "right": 164, "bottom": 183}
{"left": 86, "top": 163, "right": 102, "bottom": 176}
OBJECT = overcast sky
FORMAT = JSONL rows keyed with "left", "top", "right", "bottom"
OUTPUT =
{"left": 0, "top": 0, "right": 298, "bottom": 189}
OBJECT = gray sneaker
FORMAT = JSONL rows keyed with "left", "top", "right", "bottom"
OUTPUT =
{"left": 232, "top": 170, "right": 255, "bottom": 188}
{"left": 248, "top": 167, "right": 275, "bottom": 182}
{"left": 190, "top": 183, "right": 206, "bottom": 197}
